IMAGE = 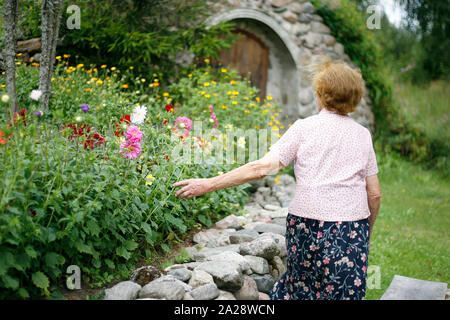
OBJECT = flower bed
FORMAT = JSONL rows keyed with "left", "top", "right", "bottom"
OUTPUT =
{"left": 0, "top": 57, "right": 283, "bottom": 298}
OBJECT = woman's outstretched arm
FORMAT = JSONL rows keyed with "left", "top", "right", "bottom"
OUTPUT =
{"left": 173, "top": 152, "right": 284, "bottom": 199}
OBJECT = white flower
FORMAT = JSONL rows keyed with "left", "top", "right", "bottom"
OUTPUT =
{"left": 131, "top": 105, "right": 147, "bottom": 124}
{"left": 75, "top": 116, "right": 83, "bottom": 122}
{"left": 237, "top": 136, "right": 246, "bottom": 148}
{"left": 30, "top": 89, "right": 42, "bottom": 101}
{"left": 1, "top": 94, "right": 10, "bottom": 103}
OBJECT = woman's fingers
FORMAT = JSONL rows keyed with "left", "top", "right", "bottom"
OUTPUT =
{"left": 173, "top": 180, "right": 190, "bottom": 188}
{"left": 175, "top": 184, "right": 191, "bottom": 197}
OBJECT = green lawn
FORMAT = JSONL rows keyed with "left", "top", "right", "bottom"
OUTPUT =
{"left": 365, "top": 151, "right": 450, "bottom": 299}
{"left": 395, "top": 80, "right": 450, "bottom": 144}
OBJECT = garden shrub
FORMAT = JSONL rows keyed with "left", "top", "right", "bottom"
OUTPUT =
{"left": 0, "top": 56, "right": 280, "bottom": 298}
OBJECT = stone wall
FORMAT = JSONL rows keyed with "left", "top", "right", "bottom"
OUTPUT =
{"left": 206, "top": 0, "right": 375, "bottom": 130}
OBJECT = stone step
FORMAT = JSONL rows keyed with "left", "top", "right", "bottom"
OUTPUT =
{"left": 380, "top": 275, "right": 448, "bottom": 300}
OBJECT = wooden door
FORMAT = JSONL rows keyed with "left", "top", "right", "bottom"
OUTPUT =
{"left": 218, "top": 29, "right": 269, "bottom": 101}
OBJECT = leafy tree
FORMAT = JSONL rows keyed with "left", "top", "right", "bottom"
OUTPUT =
{"left": 400, "top": 0, "right": 450, "bottom": 80}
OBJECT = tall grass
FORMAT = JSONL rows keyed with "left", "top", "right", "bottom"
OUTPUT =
{"left": 394, "top": 80, "right": 450, "bottom": 146}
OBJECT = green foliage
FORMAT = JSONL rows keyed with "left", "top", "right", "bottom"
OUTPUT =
{"left": 312, "top": 0, "right": 448, "bottom": 175}
{"left": 56, "top": 0, "right": 236, "bottom": 82}
{"left": 0, "top": 57, "right": 275, "bottom": 298}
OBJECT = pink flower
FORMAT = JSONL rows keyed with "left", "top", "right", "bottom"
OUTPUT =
{"left": 317, "top": 231, "right": 323, "bottom": 239}
{"left": 291, "top": 245, "right": 297, "bottom": 252}
{"left": 289, "top": 219, "right": 295, "bottom": 226}
{"left": 126, "top": 125, "right": 143, "bottom": 142}
{"left": 354, "top": 278, "right": 362, "bottom": 287}
{"left": 323, "top": 257, "right": 330, "bottom": 265}
{"left": 120, "top": 140, "right": 141, "bottom": 159}
{"left": 326, "top": 284, "right": 334, "bottom": 292}
{"left": 174, "top": 116, "right": 192, "bottom": 131}
{"left": 316, "top": 292, "right": 321, "bottom": 299}
{"left": 362, "top": 265, "right": 367, "bottom": 273}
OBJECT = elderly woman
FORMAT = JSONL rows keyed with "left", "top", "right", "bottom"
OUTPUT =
{"left": 173, "top": 60, "right": 381, "bottom": 300}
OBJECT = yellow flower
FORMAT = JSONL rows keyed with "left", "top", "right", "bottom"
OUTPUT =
{"left": 272, "top": 126, "right": 279, "bottom": 130}
{"left": 188, "top": 73, "right": 192, "bottom": 77}
{"left": 96, "top": 106, "right": 101, "bottom": 110}
{"left": 101, "top": 64, "right": 107, "bottom": 68}
{"left": 232, "top": 101, "right": 237, "bottom": 105}
{"left": 63, "top": 54, "right": 70, "bottom": 58}
{"left": 256, "top": 97, "right": 260, "bottom": 102}
{"left": 204, "top": 58, "right": 210, "bottom": 63}
{"left": 267, "top": 95, "right": 273, "bottom": 101}
{"left": 227, "top": 91, "right": 232, "bottom": 95}
{"left": 163, "top": 92, "right": 169, "bottom": 97}
{"left": 96, "top": 80, "right": 103, "bottom": 85}
{"left": 232, "top": 91, "right": 239, "bottom": 95}
{"left": 244, "top": 97, "right": 249, "bottom": 100}
{"left": 205, "top": 94, "right": 211, "bottom": 98}
{"left": 167, "top": 98, "right": 172, "bottom": 102}
{"left": 129, "top": 66, "right": 134, "bottom": 70}
{"left": 211, "top": 81, "right": 216, "bottom": 84}
{"left": 204, "top": 82, "right": 210, "bottom": 87}
{"left": 77, "top": 63, "right": 84, "bottom": 68}
{"left": 66, "top": 89, "right": 71, "bottom": 93}
{"left": 230, "top": 80, "right": 237, "bottom": 85}
{"left": 1, "top": 84, "right": 6, "bottom": 88}
{"left": 111, "top": 67, "right": 117, "bottom": 71}
{"left": 221, "top": 68, "right": 227, "bottom": 73}
{"left": 244, "top": 110, "right": 250, "bottom": 114}
{"left": 55, "top": 55, "right": 61, "bottom": 60}
{"left": 268, "top": 122, "right": 272, "bottom": 126}
{"left": 145, "top": 174, "right": 156, "bottom": 186}
{"left": 275, "top": 178, "right": 279, "bottom": 184}
{"left": 217, "top": 171, "right": 224, "bottom": 175}
{"left": 93, "top": 68, "right": 97, "bottom": 72}
{"left": 153, "top": 82, "right": 159, "bottom": 87}
{"left": 87, "top": 70, "right": 92, "bottom": 74}
{"left": 122, "top": 84, "right": 129, "bottom": 89}
{"left": 85, "top": 88, "right": 92, "bottom": 92}
{"left": 15, "top": 61, "right": 21, "bottom": 65}
{"left": 140, "top": 78, "right": 146, "bottom": 82}
{"left": 154, "top": 79, "right": 159, "bottom": 83}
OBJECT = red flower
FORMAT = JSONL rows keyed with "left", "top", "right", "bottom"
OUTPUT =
{"left": 163, "top": 120, "right": 168, "bottom": 125}
{"left": 165, "top": 104, "right": 174, "bottom": 112}
{"left": 114, "top": 114, "right": 131, "bottom": 136}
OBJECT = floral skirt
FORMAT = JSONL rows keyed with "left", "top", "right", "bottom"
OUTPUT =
{"left": 269, "top": 213, "right": 370, "bottom": 300}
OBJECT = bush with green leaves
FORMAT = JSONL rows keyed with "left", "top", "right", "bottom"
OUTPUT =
{"left": 0, "top": 56, "right": 278, "bottom": 298}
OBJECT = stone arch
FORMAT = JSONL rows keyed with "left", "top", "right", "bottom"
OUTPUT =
{"left": 207, "top": 9, "right": 301, "bottom": 120}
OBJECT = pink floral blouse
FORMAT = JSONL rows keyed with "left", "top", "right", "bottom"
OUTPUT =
{"left": 270, "top": 108, "right": 378, "bottom": 222}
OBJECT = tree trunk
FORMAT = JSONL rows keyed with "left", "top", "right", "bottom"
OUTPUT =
{"left": 39, "top": 0, "right": 64, "bottom": 111}
{"left": 3, "top": 0, "right": 19, "bottom": 116}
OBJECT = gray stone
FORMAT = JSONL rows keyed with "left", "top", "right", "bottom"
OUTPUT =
{"left": 264, "top": 204, "right": 282, "bottom": 211}
{"left": 234, "top": 276, "right": 259, "bottom": 300}
{"left": 323, "top": 34, "right": 336, "bottom": 46}
{"left": 270, "top": 0, "right": 292, "bottom": 8}
{"left": 129, "top": 266, "right": 164, "bottom": 286}
{"left": 270, "top": 256, "right": 286, "bottom": 278}
{"left": 299, "top": 88, "right": 314, "bottom": 105}
{"left": 229, "top": 229, "right": 260, "bottom": 244}
{"left": 298, "top": 13, "right": 313, "bottom": 23}
{"left": 190, "top": 283, "right": 220, "bottom": 300}
{"left": 334, "top": 42, "right": 345, "bottom": 56}
{"left": 215, "top": 214, "right": 246, "bottom": 230}
{"left": 215, "top": 290, "right": 237, "bottom": 300}
{"left": 289, "top": 2, "right": 303, "bottom": 14}
{"left": 256, "top": 187, "right": 271, "bottom": 197}
{"left": 250, "top": 274, "right": 276, "bottom": 294}
{"left": 139, "top": 276, "right": 186, "bottom": 300}
{"left": 193, "top": 228, "right": 235, "bottom": 247}
{"left": 258, "top": 233, "right": 287, "bottom": 257}
{"left": 302, "top": 32, "right": 322, "bottom": 49}
{"left": 244, "top": 255, "right": 270, "bottom": 275}
{"left": 191, "top": 244, "right": 241, "bottom": 261}
{"left": 292, "top": 23, "right": 310, "bottom": 36}
{"left": 272, "top": 218, "right": 286, "bottom": 226}
{"left": 206, "top": 251, "right": 252, "bottom": 274}
{"left": 239, "top": 237, "right": 280, "bottom": 260}
{"left": 164, "top": 261, "right": 201, "bottom": 272}
{"left": 253, "top": 223, "right": 286, "bottom": 236}
{"left": 269, "top": 208, "right": 289, "bottom": 219}
{"left": 259, "top": 292, "right": 270, "bottom": 300}
{"left": 311, "top": 21, "right": 331, "bottom": 34}
{"left": 380, "top": 275, "right": 448, "bottom": 300}
{"left": 168, "top": 268, "right": 192, "bottom": 282}
{"left": 282, "top": 11, "right": 298, "bottom": 24}
{"left": 188, "top": 269, "right": 215, "bottom": 288}
{"left": 104, "top": 281, "right": 141, "bottom": 300}
{"left": 302, "top": 2, "right": 315, "bottom": 14}
{"left": 195, "top": 261, "right": 244, "bottom": 291}
{"left": 182, "top": 292, "right": 194, "bottom": 300}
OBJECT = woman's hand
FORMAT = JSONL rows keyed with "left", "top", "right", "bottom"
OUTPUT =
{"left": 173, "top": 178, "right": 211, "bottom": 199}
